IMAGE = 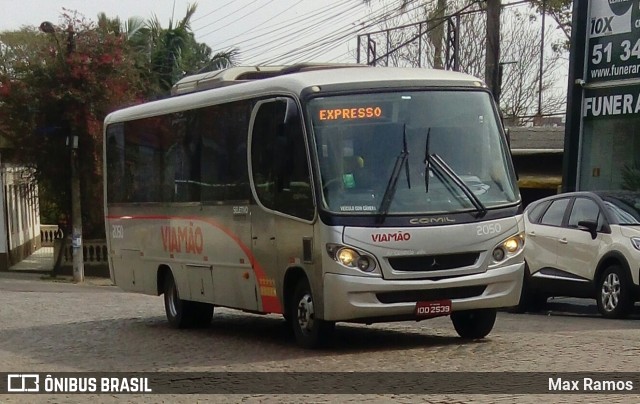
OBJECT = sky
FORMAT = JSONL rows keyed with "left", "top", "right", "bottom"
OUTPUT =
{"left": 0, "top": 0, "right": 568, "bottom": 106}
{"left": 0, "top": 0, "right": 384, "bottom": 65}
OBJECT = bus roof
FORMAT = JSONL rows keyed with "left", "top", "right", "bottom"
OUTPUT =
{"left": 104, "top": 66, "right": 487, "bottom": 125}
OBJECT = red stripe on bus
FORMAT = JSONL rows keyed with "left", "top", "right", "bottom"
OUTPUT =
{"left": 106, "top": 214, "right": 283, "bottom": 314}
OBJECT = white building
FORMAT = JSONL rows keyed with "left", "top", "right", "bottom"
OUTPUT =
{"left": 0, "top": 161, "right": 41, "bottom": 271}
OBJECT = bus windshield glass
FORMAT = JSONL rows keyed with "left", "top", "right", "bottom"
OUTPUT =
{"left": 309, "top": 90, "right": 519, "bottom": 215}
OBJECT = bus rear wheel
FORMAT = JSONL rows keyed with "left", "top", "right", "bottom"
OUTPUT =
{"left": 164, "top": 273, "right": 213, "bottom": 328}
{"left": 290, "top": 278, "right": 335, "bottom": 348}
{"left": 451, "top": 308, "right": 496, "bottom": 339}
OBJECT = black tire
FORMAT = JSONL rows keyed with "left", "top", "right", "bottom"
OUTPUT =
{"left": 289, "top": 278, "right": 335, "bottom": 348}
{"left": 451, "top": 309, "right": 497, "bottom": 339}
{"left": 163, "top": 273, "right": 214, "bottom": 328}
{"left": 596, "top": 265, "right": 633, "bottom": 319}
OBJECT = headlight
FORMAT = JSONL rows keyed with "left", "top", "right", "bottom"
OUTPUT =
{"left": 631, "top": 237, "right": 640, "bottom": 250}
{"left": 337, "top": 248, "right": 358, "bottom": 266}
{"left": 326, "top": 244, "right": 377, "bottom": 272}
{"left": 491, "top": 233, "right": 525, "bottom": 264}
{"left": 503, "top": 237, "right": 520, "bottom": 253}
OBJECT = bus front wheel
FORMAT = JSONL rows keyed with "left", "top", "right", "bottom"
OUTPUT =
{"left": 450, "top": 308, "right": 496, "bottom": 339}
{"left": 290, "top": 278, "right": 335, "bottom": 348}
{"left": 163, "top": 273, "right": 213, "bottom": 328}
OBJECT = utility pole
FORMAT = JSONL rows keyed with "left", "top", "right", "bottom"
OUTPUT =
{"left": 485, "top": 0, "right": 501, "bottom": 105}
{"left": 66, "top": 24, "right": 84, "bottom": 283}
{"left": 537, "top": 0, "right": 547, "bottom": 117}
{"left": 70, "top": 135, "right": 84, "bottom": 283}
{"left": 40, "top": 21, "right": 84, "bottom": 282}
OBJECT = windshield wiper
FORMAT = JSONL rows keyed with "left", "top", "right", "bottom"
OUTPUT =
{"left": 424, "top": 128, "right": 431, "bottom": 193}
{"left": 377, "top": 124, "right": 411, "bottom": 223}
{"left": 428, "top": 153, "right": 487, "bottom": 217}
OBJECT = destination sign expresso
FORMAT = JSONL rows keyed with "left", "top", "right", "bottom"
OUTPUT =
{"left": 586, "top": 0, "right": 640, "bottom": 83}
{"left": 318, "top": 106, "right": 383, "bottom": 121}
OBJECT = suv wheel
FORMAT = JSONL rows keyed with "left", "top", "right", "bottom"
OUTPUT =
{"left": 596, "top": 265, "right": 633, "bottom": 319}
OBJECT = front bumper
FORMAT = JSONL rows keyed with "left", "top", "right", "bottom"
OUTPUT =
{"left": 322, "top": 261, "right": 524, "bottom": 322}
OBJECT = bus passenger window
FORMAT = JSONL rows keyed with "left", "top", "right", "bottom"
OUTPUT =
{"left": 105, "top": 124, "right": 125, "bottom": 203}
{"left": 199, "top": 101, "right": 251, "bottom": 203}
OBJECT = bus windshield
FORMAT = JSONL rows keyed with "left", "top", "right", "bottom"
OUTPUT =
{"left": 308, "top": 90, "right": 519, "bottom": 215}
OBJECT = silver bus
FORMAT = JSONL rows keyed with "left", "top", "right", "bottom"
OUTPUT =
{"left": 103, "top": 65, "right": 525, "bottom": 348}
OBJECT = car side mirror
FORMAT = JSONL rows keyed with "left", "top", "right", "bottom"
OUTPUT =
{"left": 577, "top": 220, "right": 598, "bottom": 239}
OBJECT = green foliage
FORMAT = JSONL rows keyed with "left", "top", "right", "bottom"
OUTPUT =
{"left": 0, "top": 4, "right": 237, "bottom": 237}
{"left": 136, "top": 4, "right": 238, "bottom": 96}
{"left": 0, "top": 10, "right": 143, "bottom": 237}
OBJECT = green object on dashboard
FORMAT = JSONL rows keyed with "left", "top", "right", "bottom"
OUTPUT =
{"left": 343, "top": 173, "right": 355, "bottom": 189}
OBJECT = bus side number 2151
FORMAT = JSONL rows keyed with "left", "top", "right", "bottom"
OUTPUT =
{"left": 476, "top": 223, "right": 501, "bottom": 236}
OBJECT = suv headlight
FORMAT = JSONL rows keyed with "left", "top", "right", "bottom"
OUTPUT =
{"left": 491, "top": 232, "right": 525, "bottom": 264}
{"left": 326, "top": 243, "right": 377, "bottom": 272}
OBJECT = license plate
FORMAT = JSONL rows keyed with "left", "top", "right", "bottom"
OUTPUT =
{"left": 415, "top": 300, "right": 452, "bottom": 319}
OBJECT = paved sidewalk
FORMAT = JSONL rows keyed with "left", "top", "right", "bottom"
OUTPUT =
{"left": 8, "top": 247, "right": 54, "bottom": 274}
{"left": 3, "top": 247, "right": 113, "bottom": 285}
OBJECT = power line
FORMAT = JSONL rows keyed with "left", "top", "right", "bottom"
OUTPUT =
{"left": 205, "top": 0, "right": 306, "bottom": 47}
{"left": 195, "top": 0, "right": 421, "bottom": 66}
{"left": 192, "top": 0, "right": 261, "bottom": 33}
{"left": 256, "top": 0, "right": 416, "bottom": 65}
{"left": 240, "top": 1, "right": 366, "bottom": 62}
{"left": 197, "top": 0, "right": 279, "bottom": 39}
{"left": 209, "top": 0, "right": 342, "bottom": 46}
{"left": 211, "top": 0, "right": 356, "bottom": 57}
{"left": 191, "top": 0, "right": 237, "bottom": 24}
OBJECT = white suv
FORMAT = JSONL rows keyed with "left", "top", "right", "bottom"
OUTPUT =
{"left": 520, "top": 191, "right": 640, "bottom": 318}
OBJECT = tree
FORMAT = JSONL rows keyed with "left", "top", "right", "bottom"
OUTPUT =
{"left": 361, "top": 0, "right": 569, "bottom": 124}
{"left": 0, "top": 5, "right": 238, "bottom": 237}
{"left": 531, "top": 0, "right": 572, "bottom": 47}
{"left": 0, "top": 10, "right": 143, "bottom": 237}
{"left": 121, "top": 3, "right": 239, "bottom": 97}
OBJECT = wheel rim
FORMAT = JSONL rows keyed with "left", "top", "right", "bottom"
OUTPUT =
{"left": 168, "top": 284, "right": 179, "bottom": 317}
{"left": 296, "top": 292, "right": 314, "bottom": 335}
{"left": 601, "top": 272, "right": 621, "bottom": 312}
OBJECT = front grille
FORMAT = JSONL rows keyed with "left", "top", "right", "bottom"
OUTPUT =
{"left": 388, "top": 252, "right": 479, "bottom": 272}
{"left": 376, "top": 285, "right": 486, "bottom": 304}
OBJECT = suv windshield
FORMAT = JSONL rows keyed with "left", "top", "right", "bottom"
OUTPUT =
{"left": 599, "top": 192, "right": 640, "bottom": 225}
{"left": 308, "top": 90, "right": 519, "bottom": 215}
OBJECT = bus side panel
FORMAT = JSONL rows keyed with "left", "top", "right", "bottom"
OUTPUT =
{"left": 274, "top": 215, "right": 317, "bottom": 314}
{"left": 107, "top": 212, "right": 161, "bottom": 295}
{"left": 196, "top": 205, "right": 258, "bottom": 311}
{"left": 184, "top": 263, "right": 215, "bottom": 302}
{"left": 109, "top": 248, "right": 138, "bottom": 292}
